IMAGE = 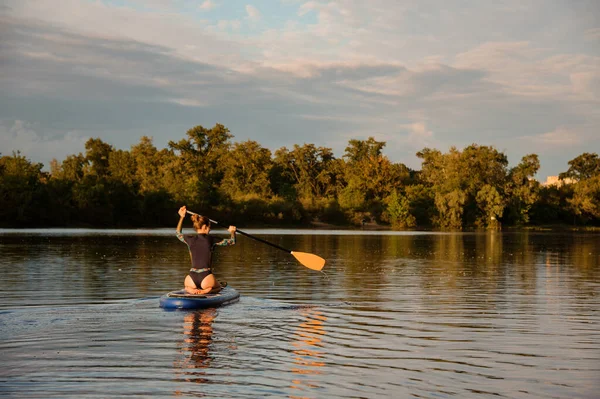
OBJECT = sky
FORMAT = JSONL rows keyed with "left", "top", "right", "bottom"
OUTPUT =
{"left": 1, "top": 0, "right": 599, "bottom": 180}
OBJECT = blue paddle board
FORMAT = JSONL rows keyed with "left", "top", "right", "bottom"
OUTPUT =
{"left": 159, "top": 286, "right": 240, "bottom": 310}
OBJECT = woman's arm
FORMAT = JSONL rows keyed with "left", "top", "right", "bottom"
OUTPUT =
{"left": 176, "top": 206, "right": 187, "bottom": 242}
{"left": 214, "top": 225, "right": 237, "bottom": 246}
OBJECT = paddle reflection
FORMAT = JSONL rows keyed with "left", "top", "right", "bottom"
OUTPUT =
{"left": 289, "top": 308, "right": 327, "bottom": 399}
{"left": 173, "top": 308, "right": 216, "bottom": 393}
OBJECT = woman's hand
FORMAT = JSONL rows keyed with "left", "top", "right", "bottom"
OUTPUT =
{"left": 228, "top": 225, "right": 237, "bottom": 234}
{"left": 178, "top": 206, "right": 187, "bottom": 218}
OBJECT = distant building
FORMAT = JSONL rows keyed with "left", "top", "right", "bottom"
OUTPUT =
{"left": 542, "top": 176, "right": 576, "bottom": 187}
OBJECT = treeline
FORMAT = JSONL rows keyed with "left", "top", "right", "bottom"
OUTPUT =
{"left": 1, "top": 124, "right": 599, "bottom": 229}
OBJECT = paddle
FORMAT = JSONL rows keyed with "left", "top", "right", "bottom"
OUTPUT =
{"left": 186, "top": 210, "right": 326, "bottom": 271}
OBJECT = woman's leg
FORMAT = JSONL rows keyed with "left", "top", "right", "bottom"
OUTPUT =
{"left": 184, "top": 275, "right": 200, "bottom": 294}
{"left": 185, "top": 273, "right": 221, "bottom": 295}
{"left": 200, "top": 274, "right": 222, "bottom": 294}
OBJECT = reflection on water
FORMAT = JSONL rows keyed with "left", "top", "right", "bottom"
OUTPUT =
{"left": 174, "top": 309, "right": 217, "bottom": 393}
{"left": 289, "top": 309, "right": 326, "bottom": 398}
{"left": 0, "top": 230, "right": 599, "bottom": 398}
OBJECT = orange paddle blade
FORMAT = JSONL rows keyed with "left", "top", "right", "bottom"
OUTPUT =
{"left": 291, "top": 251, "right": 326, "bottom": 271}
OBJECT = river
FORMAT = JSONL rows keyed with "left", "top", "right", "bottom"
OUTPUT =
{"left": 0, "top": 229, "right": 599, "bottom": 398}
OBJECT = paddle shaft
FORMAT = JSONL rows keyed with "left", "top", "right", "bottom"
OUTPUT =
{"left": 186, "top": 210, "right": 292, "bottom": 254}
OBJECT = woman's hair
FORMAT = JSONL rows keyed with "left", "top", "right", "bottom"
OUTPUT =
{"left": 191, "top": 214, "right": 211, "bottom": 231}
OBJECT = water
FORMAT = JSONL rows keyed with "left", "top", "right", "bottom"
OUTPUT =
{"left": 0, "top": 229, "right": 599, "bottom": 398}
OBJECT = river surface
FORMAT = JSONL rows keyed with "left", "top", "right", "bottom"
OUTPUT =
{"left": 0, "top": 229, "right": 599, "bottom": 398}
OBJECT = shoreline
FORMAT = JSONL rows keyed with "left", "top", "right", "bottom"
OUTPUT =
{"left": 1, "top": 222, "right": 598, "bottom": 232}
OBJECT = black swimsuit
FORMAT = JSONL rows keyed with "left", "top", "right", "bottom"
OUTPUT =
{"left": 189, "top": 267, "right": 212, "bottom": 288}
{"left": 176, "top": 231, "right": 236, "bottom": 288}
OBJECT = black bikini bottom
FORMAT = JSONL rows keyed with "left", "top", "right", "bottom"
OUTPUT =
{"left": 189, "top": 268, "right": 211, "bottom": 287}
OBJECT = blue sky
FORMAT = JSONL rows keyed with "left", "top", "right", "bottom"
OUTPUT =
{"left": 1, "top": 0, "right": 599, "bottom": 180}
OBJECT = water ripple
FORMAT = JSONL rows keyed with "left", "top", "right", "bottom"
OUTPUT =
{"left": 1, "top": 231, "right": 600, "bottom": 398}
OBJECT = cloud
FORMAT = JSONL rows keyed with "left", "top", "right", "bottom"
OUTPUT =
{"left": 406, "top": 122, "right": 435, "bottom": 148}
{"left": 519, "top": 127, "right": 583, "bottom": 148}
{"left": 585, "top": 28, "right": 600, "bottom": 41}
{"left": 0, "top": 15, "right": 252, "bottom": 104}
{"left": 165, "top": 98, "right": 207, "bottom": 107}
{"left": 216, "top": 19, "right": 242, "bottom": 31}
{"left": 0, "top": 0, "right": 598, "bottom": 180}
{"left": 298, "top": 1, "right": 318, "bottom": 17}
{"left": 266, "top": 60, "right": 404, "bottom": 80}
{"left": 245, "top": 4, "right": 260, "bottom": 20}
{"left": 199, "top": 1, "right": 216, "bottom": 11}
{"left": 570, "top": 71, "right": 600, "bottom": 100}
{"left": 0, "top": 120, "right": 89, "bottom": 168}
{"left": 334, "top": 63, "right": 488, "bottom": 100}
{"left": 1, "top": 0, "right": 244, "bottom": 68}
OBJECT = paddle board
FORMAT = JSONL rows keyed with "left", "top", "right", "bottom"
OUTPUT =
{"left": 159, "top": 286, "right": 240, "bottom": 310}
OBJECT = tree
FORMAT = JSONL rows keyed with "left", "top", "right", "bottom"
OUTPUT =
{"left": 220, "top": 140, "right": 273, "bottom": 198}
{"left": 568, "top": 175, "right": 600, "bottom": 223}
{"left": 50, "top": 154, "right": 86, "bottom": 182}
{"left": 417, "top": 144, "right": 508, "bottom": 229}
{"left": 0, "top": 152, "right": 45, "bottom": 226}
{"left": 132, "top": 136, "right": 163, "bottom": 193}
{"left": 48, "top": 154, "right": 87, "bottom": 225}
{"left": 505, "top": 154, "right": 540, "bottom": 225}
{"left": 434, "top": 189, "right": 467, "bottom": 230}
{"left": 559, "top": 153, "right": 600, "bottom": 181}
{"left": 404, "top": 184, "right": 434, "bottom": 227}
{"left": 344, "top": 137, "right": 386, "bottom": 163}
{"left": 130, "top": 136, "right": 179, "bottom": 205}
{"left": 460, "top": 144, "right": 508, "bottom": 195}
{"left": 71, "top": 176, "right": 112, "bottom": 226}
{"left": 476, "top": 184, "right": 504, "bottom": 229}
{"left": 530, "top": 185, "right": 572, "bottom": 225}
{"left": 108, "top": 149, "right": 137, "bottom": 186}
{"left": 168, "top": 124, "right": 233, "bottom": 207}
{"left": 273, "top": 144, "right": 338, "bottom": 202}
{"left": 338, "top": 185, "right": 366, "bottom": 211}
{"left": 384, "top": 189, "right": 416, "bottom": 229}
{"left": 342, "top": 137, "right": 410, "bottom": 219}
{"left": 84, "top": 138, "right": 114, "bottom": 178}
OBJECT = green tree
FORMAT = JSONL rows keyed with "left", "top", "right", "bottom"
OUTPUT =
{"left": 220, "top": 140, "right": 273, "bottom": 199}
{"left": 50, "top": 154, "right": 86, "bottom": 182}
{"left": 568, "top": 176, "right": 600, "bottom": 222}
{"left": 475, "top": 184, "right": 504, "bottom": 229}
{"left": 505, "top": 154, "right": 540, "bottom": 225}
{"left": 560, "top": 153, "right": 600, "bottom": 225}
{"left": 168, "top": 124, "right": 233, "bottom": 207}
{"left": 44, "top": 177, "right": 76, "bottom": 226}
{"left": 434, "top": 189, "right": 467, "bottom": 230}
{"left": 460, "top": 144, "right": 508, "bottom": 193}
{"left": 417, "top": 144, "right": 508, "bottom": 229}
{"left": 338, "top": 185, "right": 366, "bottom": 211}
{"left": 405, "top": 184, "right": 435, "bottom": 226}
{"left": 344, "top": 137, "right": 386, "bottom": 163}
{"left": 0, "top": 152, "right": 46, "bottom": 226}
{"left": 273, "top": 144, "right": 338, "bottom": 202}
{"left": 131, "top": 136, "right": 163, "bottom": 193}
{"left": 559, "top": 152, "right": 600, "bottom": 181}
{"left": 128, "top": 136, "right": 181, "bottom": 221}
{"left": 342, "top": 137, "right": 410, "bottom": 221}
{"left": 384, "top": 189, "right": 416, "bottom": 229}
{"left": 71, "top": 176, "right": 112, "bottom": 226}
{"left": 530, "top": 185, "right": 572, "bottom": 225}
{"left": 417, "top": 147, "right": 461, "bottom": 228}
{"left": 84, "top": 138, "right": 114, "bottom": 178}
{"left": 108, "top": 149, "right": 137, "bottom": 186}
{"left": 48, "top": 154, "right": 87, "bottom": 225}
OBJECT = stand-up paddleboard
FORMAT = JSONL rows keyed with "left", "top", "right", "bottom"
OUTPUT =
{"left": 159, "top": 286, "right": 240, "bottom": 310}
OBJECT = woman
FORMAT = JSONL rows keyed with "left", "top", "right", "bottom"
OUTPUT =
{"left": 176, "top": 205, "right": 236, "bottom": 295}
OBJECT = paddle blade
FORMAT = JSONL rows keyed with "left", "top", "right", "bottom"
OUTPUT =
{"left": 291, "top": 251, "right": 326, "bottom": 271}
